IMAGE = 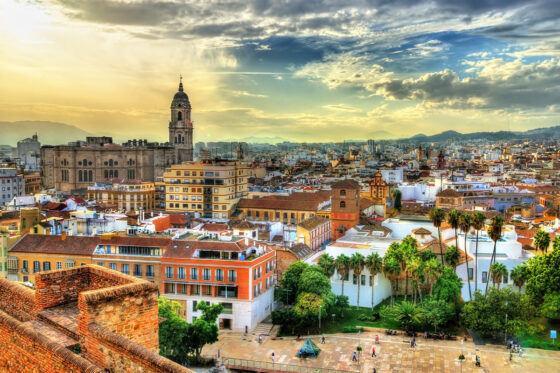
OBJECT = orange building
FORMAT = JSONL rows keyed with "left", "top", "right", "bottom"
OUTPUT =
{"left": 161, "top": 238, "right": 276, "bottom": 331}
{"left": 330, "top": 179, "right": 361, "bottom": 240}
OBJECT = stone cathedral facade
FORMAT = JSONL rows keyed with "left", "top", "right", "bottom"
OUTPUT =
{"left": 41, "top": 79, "right": 194, "bottom": 193}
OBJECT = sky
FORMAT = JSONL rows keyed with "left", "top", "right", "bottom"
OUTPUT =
{"left": 1, "top": 0, "right": 560, "bottom": 143}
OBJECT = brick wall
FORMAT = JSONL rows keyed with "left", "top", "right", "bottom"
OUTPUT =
{"left": 0, "top": 277, "right": 35, "bottom": 322}
{"left": 0, "top": 310, "right": 102, "bottom": 373}
{"left": 35, "top": 265, "right": 131, "bottom": 310}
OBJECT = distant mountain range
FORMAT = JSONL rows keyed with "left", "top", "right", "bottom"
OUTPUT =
{"left": 401, "top": 126, "right": 560, "bottom": 143}
{"left": 0, "top": 121, "right": 93, "bottom": 146}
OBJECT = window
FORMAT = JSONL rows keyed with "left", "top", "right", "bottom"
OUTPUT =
{"left": 43, "top": 262, "right": 51, "bottom": 272}
{"left": 340, "top": 201, "right": 346, "bottom": 208}
{"left": 361, "top": 274, "right": 366, "bottom": 286}
{"left": 228, "top": 270, "right": 237, "bottom": 282}
{"left": 56, "top": 262, "right": 62, "bottom": 270}
{"left": 221, "top": 302, "right": 233, "bottom": 314}
{"left": 121, "top": 264, "right": 129, "bottom": 275}
{"left": 340, "top": 189, "right": 346, "bottom": 196}
{"left": 191, "top": 268, "right": 198, "bottom": 280}
{"left": 203, "top": 268, "right": 211, "bottom": 280}
{"left": 146, "top": 265, "right": 154, "bottom": 277}
{"left": 216, "top": 269, "right": 223, "bottom": 281}
{"left": 110, "top": 263, "right": 117, "bottom": 271}
{"left": 134, "top": 264, "right": 142, "bottom": 277}
{"left": 503, "top": 270, "right": 508, "bottom": 284}
{"left": 468, "top": 268, "right": 473, "bottom": 281}
{"left": 353, "top": 274, "right": 357, "bottom": 285}
{"left": 192, "top": 300, "right": 198, "bottom": 312}
{"left": 22, "top": 260, "right": 28, "bottom": 272}
{"left": 192, "top": 285, "right": 200, "bottom": 295}
{"left": 178, "top": 267, "right": 186, "bottom": 279}
{"left": 205, "top": 286, "right": 212, "bottom": 296}
{"left": 482, "top": 271, "right": 488, "bottom": 283}
{"left": 97, "top": 262, "right": 104, "bottom": 267}
{"left": 33, "top": 261, "right": 40, "bottom": 273}
{"left": 166, "top": 266, "right": 173, "bottom": 278}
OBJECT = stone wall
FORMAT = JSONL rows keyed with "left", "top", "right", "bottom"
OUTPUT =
{"left": 0, "top": 277, "right": 35, "bottom": 322}
{"left": 0, "top": 310, "right": 102, "bottom": 373}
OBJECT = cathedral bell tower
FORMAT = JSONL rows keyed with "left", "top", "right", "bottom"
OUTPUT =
{"left": 169, "top": 76, "right": 194, "bottom": 162}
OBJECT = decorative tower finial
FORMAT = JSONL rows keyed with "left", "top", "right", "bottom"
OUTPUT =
{"left": 178, "top": 74, "right": 183, "bottom": 92}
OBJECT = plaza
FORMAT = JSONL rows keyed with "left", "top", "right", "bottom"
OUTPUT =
{"left": 202, "top": 331, "right": 560, "bottom": 373}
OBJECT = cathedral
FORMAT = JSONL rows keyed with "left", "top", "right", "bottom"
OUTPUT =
{"left": 41, "top": 78, "right": 194, "bottom": 192}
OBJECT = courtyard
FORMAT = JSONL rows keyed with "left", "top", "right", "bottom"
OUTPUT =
{"left": 202, "top": 331, "right": 560, "bottom": 373}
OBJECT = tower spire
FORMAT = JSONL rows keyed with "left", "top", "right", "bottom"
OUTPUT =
{"left": 178, "top": 74, "right": 183, "bottom": 92}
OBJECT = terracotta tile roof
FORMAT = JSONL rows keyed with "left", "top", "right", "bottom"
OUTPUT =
{"left": 331, "top": 179, "right": 360, "bottom": 189}
{"left": 41, "top": 202, "right": 66, "bottom": 211}
{"left": 360, "top": 198, "right": 375, "bottom": 210}
{"left": 229, "top": 220, "right": 256, "bottom": 230}
{"left": 287, "top": 243, "right": 313, "bottom": 259}
{"left": 168, "top": 214, "right": 188, "bottom": 226}
{"left": 412, "top": 227, "right": 432, "bottom": 235}
{"left": 10, "top": 234, "right": 99, "bottom": 255}
{"left": 298, "top": 215, "right": 329, "bottom": 230}
{"left": 202, "top": 223, "right": 229, "bottom": 232}
{"left": 163, "top": 238, "right": 268, "bottom": 258}
{"left": 238, "top": 198, "right": 324, "bottom": 211}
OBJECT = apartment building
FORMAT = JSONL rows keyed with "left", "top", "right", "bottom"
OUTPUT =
{"left": 160, "top": 160, "right": 249, "bottom": 219}
{"left": 161, "top": 238, "right": 276, "bottom": 331}
{"left": 0, "top": 166, "right": 25, "bottom": 207}
{"left": 87, "top": 180, "right": 156, "bottom": 211}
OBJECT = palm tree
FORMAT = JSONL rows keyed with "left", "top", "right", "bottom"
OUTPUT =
{"left": 444, "top": 245, "right": 460, "bottom": 272}
{"left": 365, "top": 252, "right": 383, "bottom": 310}
{"left": 472, "top": 212, "right": 486, "bottom": 292}
{"left": 350, "top": 253, "right": 365, "bottom": 307}
{"left": 383, "top": 255, "right": 401, "bottom": 306}
{"left": 334, "top": 254, "right": 350, "bottom": 296}
{"left": 400, "top": 237, "right": 418, "bottom": 301}
{"left": 510, "top": 263, "right": 528, "bottom": 293}
{"left": 406, "top": 256, "right": 424, "bottom": 304}
{"left": 485, "top": 216, "right": 505, "bottom": 294}
{"left": 447, "top": 209, "right": 461, "bottom": 250}
{"left": 459, "top": 213, "right": 473, "bottom": 301}
{"left": 429, "top": 208, "right": 446, "bottom": 267}
{"left": 393, "top": 301, "right": 423, "bottom": 332}
{"left": 425, "top": 258, "right": 443, "bottom": 296}
{"left": 490, "top": 262, "right": 507, "bottom": 289}
{"left": 317, "top": 254, "right": 335, "bottom": 278}
{"left": 534, "top": 229, "right": 551, "bottom": 253}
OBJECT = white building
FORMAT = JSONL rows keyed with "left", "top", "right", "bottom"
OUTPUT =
{"left": 0, "top": 167, "right": 25, "bottom": 207}
{"left": 381, "top": 168, "right": 404, "bottom": 184}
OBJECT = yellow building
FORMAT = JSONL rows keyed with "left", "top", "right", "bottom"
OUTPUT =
{"left": 296, "top": 216, "right": 331, "bottom": 251}
{"left": 161, "top": 160, "right": 249, "bottom": 219}
{"left": 7, "top": 234, "right": 96, "bottom": 283}
{"left": 87, "top": 180, "right": 155, "bottom": 211}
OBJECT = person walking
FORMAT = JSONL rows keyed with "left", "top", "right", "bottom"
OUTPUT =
{"left": 373, "top": 368, "right": 377, "bottom": 373}
{"left": 375, "top": 335, "right": 379, "bottom": 344}
{"left": 271, "top": 352, "right": 275, "bottom": 363}
{"left": 371, "top": 346, "right": 376, "bottom": 357}
{"left": 352, "top": 352, "right": 357, "bottom": 362}
{"left": 321, "top": 336, "right": 326, "bottom": 344}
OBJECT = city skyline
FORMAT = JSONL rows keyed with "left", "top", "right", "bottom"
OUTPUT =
{"left": 2, "top": 0, "right": 560, "bottom": 143}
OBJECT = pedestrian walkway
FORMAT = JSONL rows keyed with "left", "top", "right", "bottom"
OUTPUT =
{"left": 202, "top": 331, "right": 560, "bottom": 372}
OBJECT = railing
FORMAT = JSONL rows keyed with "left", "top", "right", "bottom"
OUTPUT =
{"left": 222, "top": 357, "right": 358, "bottom": 373}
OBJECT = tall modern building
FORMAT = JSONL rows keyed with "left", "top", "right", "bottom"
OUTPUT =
{"left": 40, "top": 79, "right": 194, "bottom": 193}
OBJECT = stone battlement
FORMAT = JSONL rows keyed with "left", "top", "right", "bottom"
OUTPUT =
{"left": 0, "top": 265, "right": 191, "bottom": 373}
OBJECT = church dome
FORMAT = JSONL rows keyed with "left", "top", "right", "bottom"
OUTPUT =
{"left": 171, "top": 77, "right": 191, "bottom": 109}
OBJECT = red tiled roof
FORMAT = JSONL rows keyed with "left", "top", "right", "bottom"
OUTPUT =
{"left": 437, "top": 189, "right": 462, "bottom": 197}
{"left": 202, "top": 223, "right": 229, "bottom": 232}
{"left": 238, "top": 198, "right": 324, "bottom": 211}
{"left": 168, "top": 214, "right": 188, "bottom": 226}
{"left": 41, "top": 202, "right": 66, "bottom": 211}
{"left": 10, "top": 234, "right": 99, "bottom": 255}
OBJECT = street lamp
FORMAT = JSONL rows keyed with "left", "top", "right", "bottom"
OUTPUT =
{"left": 319, "top": 305, "right": 322, "bottom": 333}
{"left": 505, "top": 301, "right": 508, "bottom": 344}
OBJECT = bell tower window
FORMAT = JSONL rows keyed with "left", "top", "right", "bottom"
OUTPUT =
{"left": 178, "top": 111, "right": 182, "bottom": 121}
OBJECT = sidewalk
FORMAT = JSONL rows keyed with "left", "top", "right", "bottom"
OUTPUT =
{"left": 202, "top": 331, "right": 560, "bottom": 372}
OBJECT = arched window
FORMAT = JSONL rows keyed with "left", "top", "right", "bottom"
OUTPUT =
{"left": 78, "top": 170, "right": 83, "bottom": 182}
{"left": 88, "top": 170, "right": 93, "bottom": 182}
{"left": 83, "top": 159, "right": 87, "bottom": 167}
{"left": 178, "top": 111, "right": 182, "bottom": 121}
{"left": 340, "top": 189, "right": 346, "bottom": 196}
{"left": 104, "top": 170, "right": 108, "bottom": 179}
{"left": 340, "top": 201, "right": 346, "bottom": 208}
{"left": 114, "top": 170, "right": 118, "bottom": 178}
{"left": 109, "top": 170, "right": 113, "bottom": 178}
{"left": 108, "top": 159, "right": 113, "bottom": 167}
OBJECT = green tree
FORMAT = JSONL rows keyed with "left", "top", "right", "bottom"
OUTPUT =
{"left": 382, "top": 301, "right": 423, "bottom": 331}
{"left": 188, "top": 301, "right": 224, "bottom": 360}
{"left": 350, "top": 253, "right": 365, "bottom": 307}
{"left": 420, "top": 249, "right": 437, "bottom": 262}
{"left": 432, "top": 266, "right": 462, "bottom": 304}
{"left": 485, "top": 215, "right": 505, "bottom": 295}
{"left": 510, "top": 263, "right": 528, "bottom": 293}
{"left": 425, "top": 258, "right": 443, "bottom": 296}
{"left": 334, "top": 254, "right": 351, "bottom": 296}
{"left": 280, "top": 261, "right": 308, "bottom": 304}
{"left": 490, "top": 262, "right": 507, "bottom": 289}
{"left": 462, "top": 288, "right": 530, "bottom": 338}
{"left": 525, "top": 241, "right": 560, "bottom": 304}
{"left": 534, "top": 229, "right": 551, "bottom": 253}
{"left": 422, "top": 298, "right": 456, "bottom": 332}
{"left": 539, "top": 292, "right": 560, "bottom": 320}
{"left": 299, "top": 265, "right": 332, "bottom": 296}
{"left": 472, "top": 212, "right": 486, "bottom": 292}
{"left": 429, "top": 208, "right": 446, "bottom": 267}
{"left": 401, "top": 236, "right": 419, "bottom": 300}
{"left": 158, "top": 297, "right": 191, "bottom": 364}
{"left": 393, "top": 189, "right": 402, "bottom": 212}
{"left": 407, "top": 256, "right": 424, "bottom": 304}
{"left": 365, "top": 252, "right": 383, "bottom": 309}
{"left": 444, "top": 245, "right": 460, "bottom": 272}
{"left": 459, "top": 213, "right": 473, "bottom": 300}
{"left": 317, "top": 254, "right": 335, "bottom": 278}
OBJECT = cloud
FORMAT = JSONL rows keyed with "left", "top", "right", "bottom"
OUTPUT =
{"left": 323, "top": 104, "right": 362, "bottom": 112}
{"left": 226, "top": 90, "right": 269, "bottom": 98}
